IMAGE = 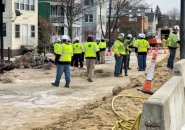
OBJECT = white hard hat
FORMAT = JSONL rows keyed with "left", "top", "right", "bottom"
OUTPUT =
{"left": 62, "top": 35, "right": 68, "bottom": 40}
{"left": 173, "top": 25, "right": 180, "bottom": 30}
{"left": 127, "top": 34, "right": 132, "bottom": 38}
{"left": 57, "top": 38, "right": 61, "bottom": 42}
{"left": 119, "top": 33, "right": 125, "bottom": 37}
{"left": 141, "top": 33, "right": 146, "bottom": 38}
{"left": 74, "top": 37, "right": 79, "bottom": 41}
{"left": 138, "top": 33, "right": 142, "bottom": 38}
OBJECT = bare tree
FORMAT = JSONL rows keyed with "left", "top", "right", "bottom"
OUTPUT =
{"left": 38, "top": 17, "right": 54, "bottom": 55}
{"left": 98, "top": 0, "right": 145, "bottom": 48}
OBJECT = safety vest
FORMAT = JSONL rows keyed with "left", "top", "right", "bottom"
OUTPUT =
{"left": 58, "top": 43, "right": 73, "bottom": 62}
{"left": 113, "top": 40, "right": 126, "bottom": 55}
{"left": 136, "top": 39, "right": 150, "bottom": 53}
{"left": 124, "top": 39, "right": 132, "bottom": 53}
{"left": 168, "top": 33, "right": 179, "bottom": 48}
{"left": 54, "top": 42, "right": 60, "bottom": 54}
{"left": 98, "top": 42, "right": 107, "bottom": 49}
{"left": 73, "top": 42, "right": 84, "bottom": 54}
{"left": 84, "top": 42, "right": 99, "bottom": 57}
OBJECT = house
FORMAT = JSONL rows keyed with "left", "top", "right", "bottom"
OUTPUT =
{"left": 38, "top": 0, "right": 82, "bottom": 42}
{"left": 2, "top": 0, "right": 38, "bottom": 56}
{"left": 82, "top": 0, "right": 107, "bottom": 41}
{"left": 145, "top": 12, "right": 158, "bottom": 35}
{"left": 115, "top": 15, "right": 148, "bottom": 37}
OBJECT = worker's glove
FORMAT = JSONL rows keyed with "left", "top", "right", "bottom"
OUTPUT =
{"left": 117, "top": 54, "right": 121, "bottom": 58}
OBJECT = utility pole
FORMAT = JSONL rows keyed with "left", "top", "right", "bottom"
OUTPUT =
{"left": 180, "top": 0, "right": 185, "bottom": 59}
{"left": 108, "top": 0, "right": 112, "bottom": 51}
{"left": 0, "top": 0, "right": 5, "bottom": 66}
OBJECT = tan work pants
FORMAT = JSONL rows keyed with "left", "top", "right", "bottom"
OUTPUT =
{"left": 99, "top": 51, "right": 106, "bottom": 64}
{"left": 86, "top": 59, "right": 95, "bottom": 80}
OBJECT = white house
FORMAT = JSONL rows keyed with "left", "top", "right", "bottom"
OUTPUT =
{"left": 82, "top": 0, "right": 107, "bottom": 41}
{"left": 2, "top": 0, "right": 38, "bottom": 56}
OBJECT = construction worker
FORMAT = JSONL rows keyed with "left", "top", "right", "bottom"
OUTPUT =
{"left": 98, "top": 38, "right": 107, "bottom": 64}
{"left": 124, "top": 34, "right": 133, "bottom": 70}
{"left": 73, "top": 37, "right": 84, "bottom": 68}
{"left": 84, "top": 34, "right": 99, "bottom": 82}
{"left": 96, "top": 38, "right": 101, "bottom": 64}
{"left": 113, "top": 33, "right": 126, "bottom": 77}
{"left": 51, "top": 35, "right": 73, "bottom": 87}
{"left": 134, "top": 34, "right": 143, "bottom": 70}
{"left": 134, "top": 33, "right": 150, "bottom": 71}
{"left": 167, "top": 25, "right": 180, "bottom": 69}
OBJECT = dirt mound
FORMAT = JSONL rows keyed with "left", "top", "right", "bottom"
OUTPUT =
{"left": 12, "top": 50, "right": 47, "bottom": 69}
{"left": 71, "top": 68, "right": 112, "bottom": 78}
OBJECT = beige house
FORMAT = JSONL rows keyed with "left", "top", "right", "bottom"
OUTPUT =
{"left": 2, "top": 0, "right": 38, "bottom": 56}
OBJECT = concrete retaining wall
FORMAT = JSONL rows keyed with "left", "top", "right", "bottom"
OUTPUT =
{"left": 140, "top": 60, "right": 185, "bottom": 130}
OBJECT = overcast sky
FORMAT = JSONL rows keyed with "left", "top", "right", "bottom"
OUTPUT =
{"left": 145, "top": 0, "right": 180, "bottom": 13}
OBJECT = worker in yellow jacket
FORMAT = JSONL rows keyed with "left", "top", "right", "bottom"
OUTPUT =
{"left": 73, "top": 37, "right": 84, "bottom": 68}
{"left": 134, "top": 33, "right": 150, "bottom": 71}
{"left": 51, "top": 35, "right": 73, "bottom": 88}
{"left": 113, "top": 33, "right": 126, "bottom": 77}
{"left": 84, "top": 34, "right": 99, "bottom": 82}
{"left": 167, "top": 25, "right": 180, "bottom": 69}
{"left": 98, "top": 38, "right": 107, "bottom": 64}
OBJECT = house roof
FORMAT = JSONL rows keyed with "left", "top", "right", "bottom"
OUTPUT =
{"left": 145, "top": 13, "right": 155, "bottom": 22}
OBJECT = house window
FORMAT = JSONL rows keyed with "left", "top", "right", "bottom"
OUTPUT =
{"left": 15, "top": 25, "right": 20, "bottom": 38}
{"left": 20, "top": 0, "right": 24, "bottom": 10}
{"left": 3, "top": 23, "right": 6, "bottom": 37}
{"left": 85, "top": 14, "right": 93, "bottom": 22}
{"left": 15, "top": 0, "right": 20, "bottom": 10}
{"left": 31, "top": 25, "right": 35, "bottom": 37}
{"left": 51, "top": 5, "right": 57, "bottom": 16}
{"left": 30, "top": 0, "right": 34, "bottom": 11}
{"left": 24, "top": 0, "right": 29, "bottom": 10}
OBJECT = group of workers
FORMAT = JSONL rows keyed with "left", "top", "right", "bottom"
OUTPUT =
{"left": 51, "top": 25, "right": 180, "bottom": 88}
{"left": 51, "top": 34, "right": 107, "bottom": 87}
{"left": 113, "top": 33, "right": 150, "bottom": 77}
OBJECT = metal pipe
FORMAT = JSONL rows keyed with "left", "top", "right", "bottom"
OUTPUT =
{"left": 180, "top": 0, "right": 185, "bottom": 59}
{"left": 0, "top": 1, "right": 4, "bottom": 60}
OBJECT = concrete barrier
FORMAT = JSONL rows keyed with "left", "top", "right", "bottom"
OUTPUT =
{"left": 140, "top": 60, "right": 185, "bottom": 130}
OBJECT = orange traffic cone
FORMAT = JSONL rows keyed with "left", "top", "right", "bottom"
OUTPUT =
{"left": 137, "top": 80, "right": 153, "bottom": 95}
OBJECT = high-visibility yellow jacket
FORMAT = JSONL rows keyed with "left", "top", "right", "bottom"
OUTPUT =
{"left": 57, "top": 43, "right": 73, "bottom": 62}
{"left": 167, "top": 33, "right": 180, "bottom": 48}
{"left": 54, "top": 42, "right": 60, "bottom": 54}
{"left": 98, "top": 42, "right": 107, "bottom": 49}
{"left": 134, "top": 39, "right": 150, "bottom": 53}
{"left": 113, "top": 39, "right": 126, "bottom": 55}
{"left": 73, "top": 42, "right": 84, "bottom": 54}
{"left": 84, "top": 42, "right": 99, "bottom": 58}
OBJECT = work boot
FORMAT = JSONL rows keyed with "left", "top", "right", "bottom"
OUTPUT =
{"left": 87, "top": 79, "right": 93, "bottom": 82}
{"left": 125, "top": 73, "right": 128, "bottom": 76}
{"left": 128, "top": 68, "right": 132, "bottom": 70}
{"left": 114, "top": 74, "right": 123, "bottom": 77}
{"left": 51, "top": 83, "right": 59, "bottom": 87}
{"left": 64, "top": 83, "right": 70, "bottom": 88}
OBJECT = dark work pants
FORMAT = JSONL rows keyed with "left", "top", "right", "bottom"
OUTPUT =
{"left": 120, "top": 55, "right": 128, "bottom": 75}
{"left": 167, "top": 48, "right": 176, "bottom": 69}
{"left": 74, "top": 54, "right": 83, "bottom": 68}
{"left": 71, "top": 56, "right": 75, "bottom": 66}
{"left": 96, "top": 52, "right": 100, "bottom": 62}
